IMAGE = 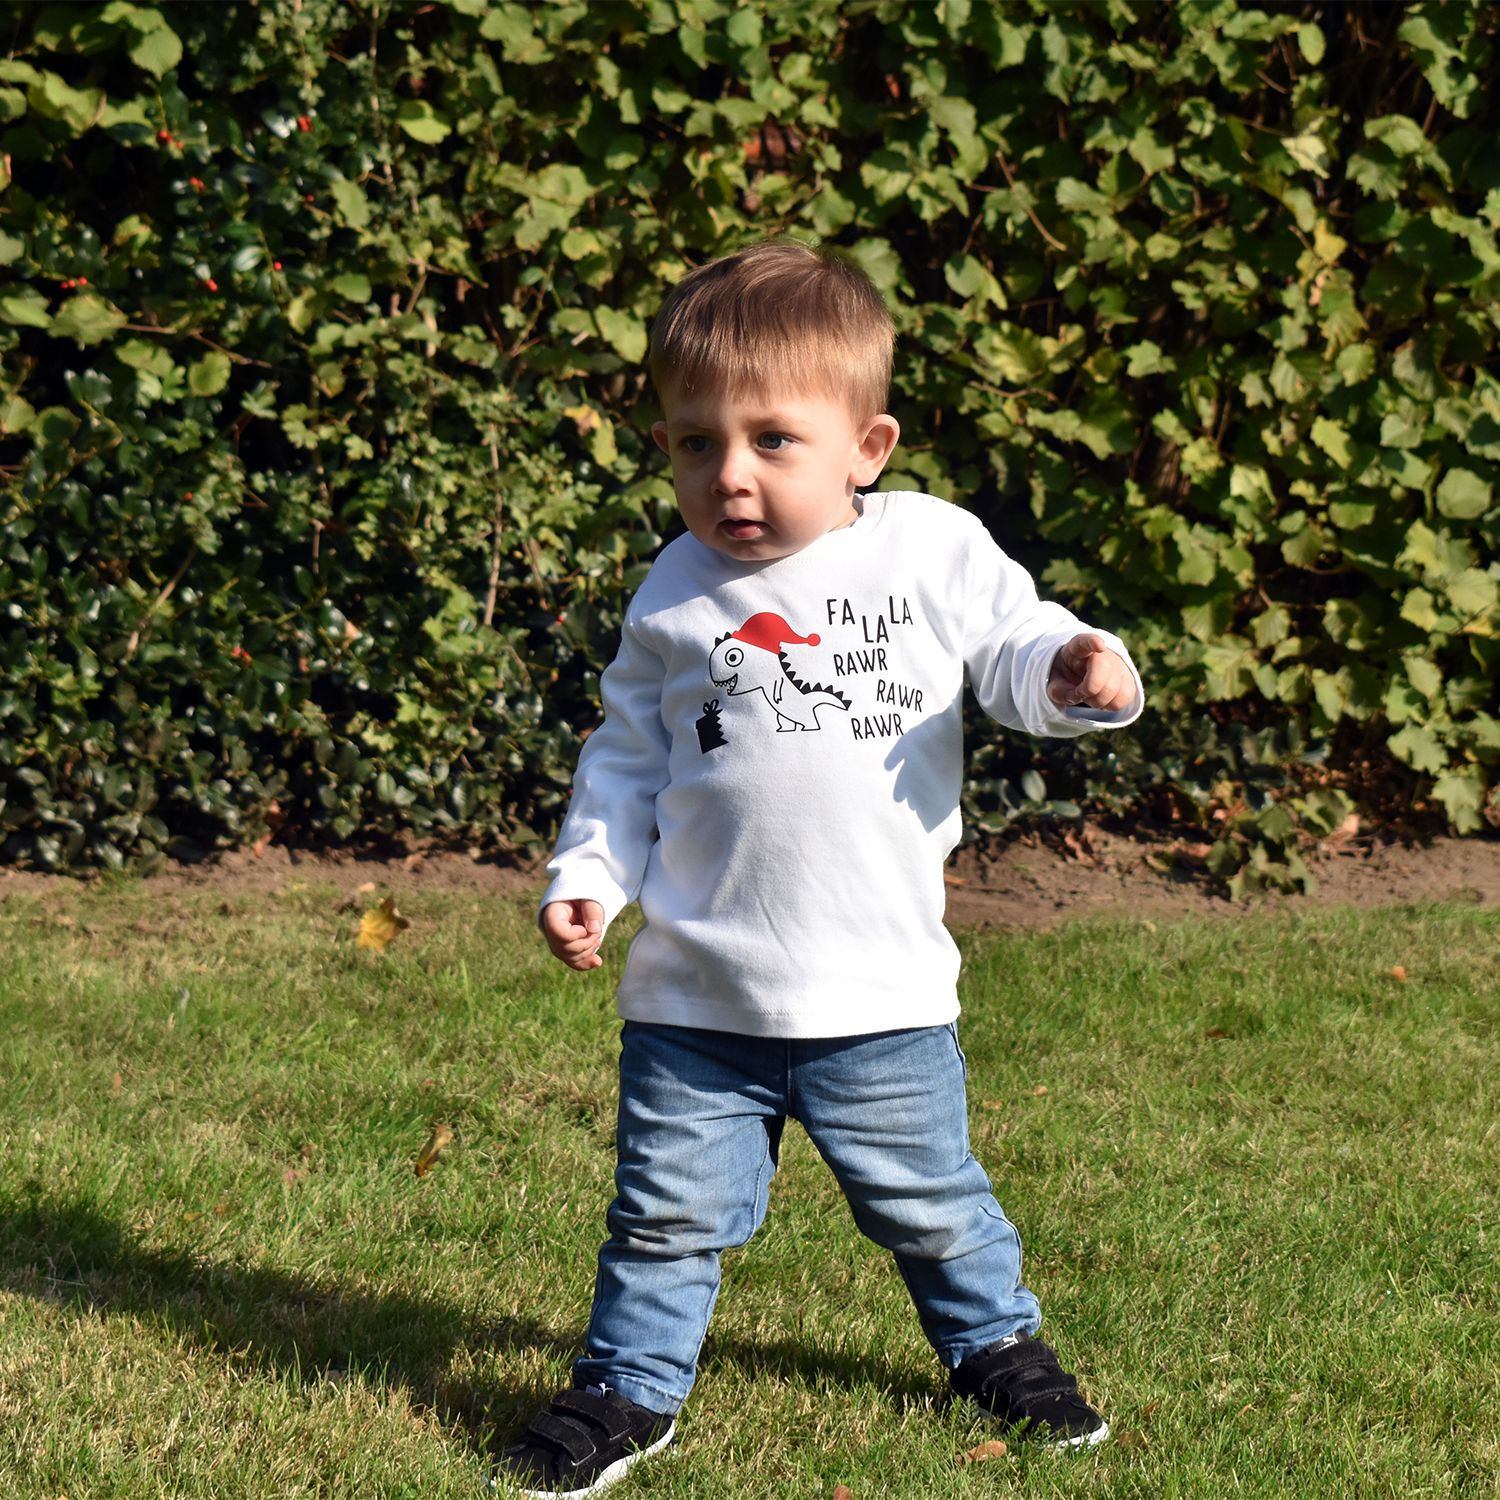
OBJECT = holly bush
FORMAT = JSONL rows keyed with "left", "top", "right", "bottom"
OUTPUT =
{"left": 1, "top": 0, "right": 1497, "bottom": 880}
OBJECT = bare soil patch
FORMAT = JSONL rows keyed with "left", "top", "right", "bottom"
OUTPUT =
{"left": 942, "top": 826, "right": 1500, "bottom": 930}
{"left": 2, "top": 829, "right": 1498, "bottom": 929}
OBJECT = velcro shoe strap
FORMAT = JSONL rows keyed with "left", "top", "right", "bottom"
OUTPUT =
{"left": 970, "top": 1340, "right": 1076, "bottom": 1398}
{"left": 1000, "top": 1365, "right": 1079, "bottom": 1402}
{"left": 552, "top": 1388, "right": 633, "bottom": 1441}
{"left": 527, "top": 1410, "right": 598, "bottom": 1467}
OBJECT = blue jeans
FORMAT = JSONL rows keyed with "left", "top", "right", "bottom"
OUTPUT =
{"left": 573, "top": 1021, "right": 1042, "bottom": 1415}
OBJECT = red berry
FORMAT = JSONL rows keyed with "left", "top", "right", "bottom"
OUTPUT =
{"left": 273, "top": 261, "right": 283, "bottom": 271}
{"left": 190, "top": 177, "right": 205, "bottom": 191}
{"left": 305, "top": 194, "right": 314, "bottom": 202}
{"left": 184, "top": 493, "right": 194, "bottom": 500}
{"left": 298, "top": 115, "right": 311, "bottom": 131}
{"left": 60, "top": 279, "right": 74, "bottom": 290}
{"left": 157, "top": 128, "right": 171, "bottom": 143}
{"left": 206, "top": 279, "right": 218, "bottom": 291}
{"left": 77, "top": 276, "right": 87, "bottom": 285}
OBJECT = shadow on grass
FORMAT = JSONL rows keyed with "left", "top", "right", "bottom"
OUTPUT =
{"left": 0, "top": 1193, "right": 940, "bottom": 1449}
{"left": 0, "top": 1191, "right": 572, "bottom": 1457}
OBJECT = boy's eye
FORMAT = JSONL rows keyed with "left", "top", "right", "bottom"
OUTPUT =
{"left": 681, "top": 435, "right": 710, "bottom": 454}
{"left": 758, "top": 433, "right": 790, "bottom": 451}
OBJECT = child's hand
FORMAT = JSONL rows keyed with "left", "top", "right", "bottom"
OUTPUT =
{"left": 541, "top": 899, "right": 606, "bottom": 970}
{"left": 1047, "top": 634, "right": 1136, "bottom": 712}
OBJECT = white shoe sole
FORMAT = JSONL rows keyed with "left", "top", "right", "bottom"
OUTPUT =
{"left": 1044, "top": 1419, "right": 1109, "bottom": 1453}
{"left": 500, "top": 1419, "right": 676, "bottom": 1498}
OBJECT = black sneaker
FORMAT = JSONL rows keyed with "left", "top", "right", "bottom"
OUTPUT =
{"left": 951, "top": 1334, "right": 1108, "bottom": 1451}
{"left": 494, "top": 1383, "right": 676, "bottom": 1497}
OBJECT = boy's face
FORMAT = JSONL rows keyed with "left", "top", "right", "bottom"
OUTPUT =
{"left": 652, "top": 386, "right": 900, "bottom": 562}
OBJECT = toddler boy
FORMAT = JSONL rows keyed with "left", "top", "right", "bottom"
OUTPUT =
{"left": 498, "top": 242, "right": 1141, "bottom": 1496}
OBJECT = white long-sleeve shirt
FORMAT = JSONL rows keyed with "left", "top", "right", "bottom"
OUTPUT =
{"left": 541, "top": 490, "right": 1142, "bottom": 1037}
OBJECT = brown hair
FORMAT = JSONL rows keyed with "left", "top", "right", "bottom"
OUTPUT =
{"left": 648, "top": 241, "right": 894, "bottom": 419}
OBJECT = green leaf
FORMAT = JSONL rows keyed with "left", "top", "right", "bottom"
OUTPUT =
{"left": 1123, "top": 340, "right": 1175, "bottom": 377}
{"left": 1297, "top": 24, "right": 1325, "bottom": 64}
{"left": 1281, "top": 134, "right": 1329, "bottom": 178}
{"left": 594, "top": 306, "right": 646, "bottom": 363}
{"left": 1347, "top": 145, "right": 1404, "bottom": 201}
{"left": 1445, "top": 569, "right": 1498, "bottom": 619}
{"left": 128, "top": 23, "right": 182, "bottom": 78}
{"left": 1435, "top": 468, "right": 1492, "bottom": 520}
{"left": 1432, "top": 767, "right": 1486, "bottom": 832}
{"left": 330, "top": 179, "right": 371, "bottom": 229}
{"left": 1328, "top": 501, "right": 1376, "bottom": 530}
{"left": 1335, "top": 343, "right": 1376, "bottom": 386}
{"left": 187, "top": 350, "right": 231, "bottom": 396}
{"left": 48, "top": 293, "right": 125, "bottom": 346}
{"left": 115, "top": 337, "right": 173, "bottom": 376}
{"left": 1310, "top": 416, "right": 1356, "bottom": 469}
{"left": 332, "top": 272, "right": 372, "bottom": 303}
{"left": 1, "top": 395, "right": 35, "bottom": 433}
{"left": 396, "top": 100, "right": 452, "bottom": 144}
{"left": 1397, "top": 13, "right": 1482, "bottom": 119}
{"left": 1365, "top": 115, "right": 1428, "bottom": 158}
{"left": 725, "top": 6, "right": 762, "bottom": 47}
{"left": 26, "top": 71, "right": 105, "bottom": 132}
{"left": 1281, "top": 522, "right": 1327, "bottom": 569}
{"left": 478, "top": 4, "right": 551, "bottom": 63}
{"left": 844, "top": 239, "right": 903, "bottom": 293}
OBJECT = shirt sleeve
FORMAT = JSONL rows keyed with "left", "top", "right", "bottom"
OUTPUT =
{"left": 539, "top": 609, "right": 672, "bottom": 927}
{"left": 961, "top": 522, "right": 1144, "bottom": 739}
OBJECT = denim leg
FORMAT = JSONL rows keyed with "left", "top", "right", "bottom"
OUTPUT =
{"left": 574, "top": 1023, "right": 786, "bottom": 1414}
{"left": 791, "top": 1024, "right": 1041, "bottom": 1369}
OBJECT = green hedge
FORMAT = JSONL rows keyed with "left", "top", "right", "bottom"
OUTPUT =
{"left": 1, "top": 0, "right": 1498, "bottom": 883}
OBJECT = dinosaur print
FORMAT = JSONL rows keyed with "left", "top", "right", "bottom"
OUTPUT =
{"left": 708, "top": 612, "right": 851, "bottom": 733}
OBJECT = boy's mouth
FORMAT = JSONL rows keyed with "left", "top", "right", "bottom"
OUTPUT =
{"left": 719, "top": 519, "right": 766, "bottom": 540}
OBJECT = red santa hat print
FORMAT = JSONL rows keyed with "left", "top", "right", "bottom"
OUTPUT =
{"left": 730, "top": 612, "right": 820, "bottom": 652}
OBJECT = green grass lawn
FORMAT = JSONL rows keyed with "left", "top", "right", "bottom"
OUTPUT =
{"left": 0, "top": 880, "right": 1496, "bottom": 1499}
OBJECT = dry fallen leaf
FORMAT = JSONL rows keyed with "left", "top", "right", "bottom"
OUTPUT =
{"left": 358, "top": 895, "right": 410, "bottom": 952}
{"left": 415, "top": 1122, "right": 454, "bottom": 1178}
{"left": 1141, "top": 1399, "right": 1161, "bottom": 1419}
{"left": 403, "top": 851, "right": 425, "bottom": 872}
{"left": 833, "top": 1487, "right": 854, "bottom": 1500}
{"left": 1031, "top": 1084, "right": 1048, "bottom": 1096}
{"left": 282, "top": 1167, "right": 301, "bottom": 1186}
{"left": 942, "top": 874, "right": 967, "bottom": 887}
{"left": 1116, "top": 1430, "right": 1149, "bottom": 1449}
{"left": 1205, "top": 1026, "right": 1230, "bottom": 1039}
{"left": 420, "top": 1077, "right": 436, "bottom": 1093}
{"left": 110, "top": 1072, "right": 122, "bottom": 1092}
{"left": 982, "top": 1099, "right": 1003, "bottom": 1111}
{"left": 1389, "top": 965, "right": 1407, "bottom": 981}
{"left": 959, "top": 1438, "right": 1007, "bottom": 1464}
{"left": 358, "top": 880, "right": 377, "bottom": 893}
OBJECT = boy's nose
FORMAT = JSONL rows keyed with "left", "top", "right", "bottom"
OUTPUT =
{"left": 709, "top": 444, "right": 753, "bottom": 495}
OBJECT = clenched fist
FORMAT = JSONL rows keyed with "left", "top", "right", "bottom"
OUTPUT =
{"left": 541, "top": 898, "right": 605, "bottom": 971}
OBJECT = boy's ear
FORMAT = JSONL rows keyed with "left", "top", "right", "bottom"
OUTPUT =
{"left": 651, "top": 421, "right": 670, "bottom": 455}
{"left": 851, "top": 413, "right": 901, "bottom": 487}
